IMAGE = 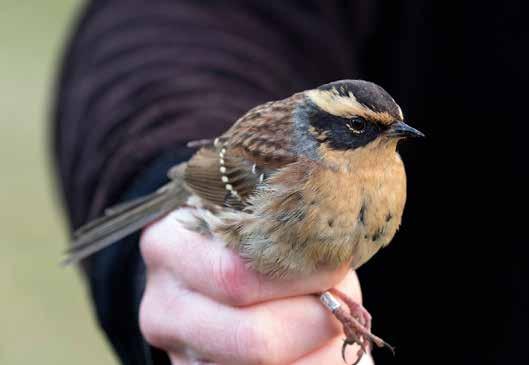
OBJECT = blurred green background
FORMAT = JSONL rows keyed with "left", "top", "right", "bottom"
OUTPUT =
{"left": 0, "top": 2, "right": 116, "bottom": 364}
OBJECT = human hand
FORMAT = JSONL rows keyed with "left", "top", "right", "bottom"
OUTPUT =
{"left": 139, "top": 210, "right": 374, "bottom": 365}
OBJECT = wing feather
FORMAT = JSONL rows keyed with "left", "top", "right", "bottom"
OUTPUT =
{"left": 184, "top": 94, "right": 305, "bottom": 209}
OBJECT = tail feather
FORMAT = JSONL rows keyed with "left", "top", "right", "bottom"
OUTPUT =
{"left": 63, "top": 182, "right": 188, "bottom": 266}
{"left": 71, "top": 195, "right": 156, "bottom": 240}
{"left": 71, "top": 189, "right": 168, "bottom": 243}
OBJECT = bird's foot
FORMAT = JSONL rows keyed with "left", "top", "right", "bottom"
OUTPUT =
{"left": 320, "top": 289, "right": 395, "bottom": 365}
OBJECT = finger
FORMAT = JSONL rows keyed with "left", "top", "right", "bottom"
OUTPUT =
{"left": 292, "top": 337, "right": 374, "bottom": 365}
{"left": 140, "top": 210, "right": 350, "bottom": 306}
{"left": 140, "top": 270, "right": 360, "bottom": 365}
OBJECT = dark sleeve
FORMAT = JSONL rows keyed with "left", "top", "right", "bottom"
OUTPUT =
{"left": 51, "top": 1, "right": 371, "bottom": 363}
{"left": 86, "top": 149, "right": 194, "bottom": 365}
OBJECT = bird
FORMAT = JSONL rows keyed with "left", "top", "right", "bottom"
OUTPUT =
{"left": 64, "top": 79, "right": 424, "bottom": 364}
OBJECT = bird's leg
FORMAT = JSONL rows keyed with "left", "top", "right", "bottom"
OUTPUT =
{"left": 319, "top": 289, "right": 394, "bottom": 365}
{"left": 329, "top": 288, "right": 372, "bottom": 332}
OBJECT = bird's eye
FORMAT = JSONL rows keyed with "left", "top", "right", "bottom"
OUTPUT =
{"left": 346, "top": 118, "right": 366, "bottom": 134}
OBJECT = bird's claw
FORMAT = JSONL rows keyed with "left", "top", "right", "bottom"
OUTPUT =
{"left": 342, "top": 338, "right": 367, "bottom": 365}
{"left": 328, "top": 288, "right": 394, "bottom": 364}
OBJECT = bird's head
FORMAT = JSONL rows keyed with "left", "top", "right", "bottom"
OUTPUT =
{"left": 296, "top": 80, "right": 423, "bottom": 158}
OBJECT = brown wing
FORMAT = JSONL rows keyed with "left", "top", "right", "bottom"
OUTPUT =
{"left": 184, "top": 93, "right": 305, "bottom": 209}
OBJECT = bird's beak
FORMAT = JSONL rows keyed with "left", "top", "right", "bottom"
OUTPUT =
{"left": 386, "top": 121, "right": 425, "bottom": 139}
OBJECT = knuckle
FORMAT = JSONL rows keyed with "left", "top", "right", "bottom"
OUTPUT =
{"left": 234, "top": 317, "right": 274, "bottom": 365}
{"left": 139, "top": 293, "right": 166, "bottom": 348}
{"left": 214, "top": 254, "right": 253, "bottom": 306}
{"left": 140, "top": 226, "right": 169, "bottom": 268}
{"left": 139, "top": 280, "right": 189, "bottom": 349}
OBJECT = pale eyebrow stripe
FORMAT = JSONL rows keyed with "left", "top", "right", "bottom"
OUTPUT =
{"left": 306, "top": 89, "right": 394, "bottom": 124}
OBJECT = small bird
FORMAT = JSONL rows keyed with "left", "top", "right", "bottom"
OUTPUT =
{"left": 65, "top": 79, "right": 423, "bottom": 364}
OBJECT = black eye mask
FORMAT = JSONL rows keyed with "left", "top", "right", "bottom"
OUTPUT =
{"left": 309, "top": 109, "right": 383, "bottom": 150}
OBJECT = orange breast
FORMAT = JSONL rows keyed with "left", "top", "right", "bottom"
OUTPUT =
{"left": 301, "top": 144, "right": 407, "bottom": 269}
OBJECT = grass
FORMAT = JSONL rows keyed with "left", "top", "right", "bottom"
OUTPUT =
{"left": 0, "top": 2, "right": 117, "bottom": 364}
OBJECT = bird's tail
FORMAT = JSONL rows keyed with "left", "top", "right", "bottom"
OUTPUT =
{"left": 63, "top": 167, "right": 189, "bottom": 266}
